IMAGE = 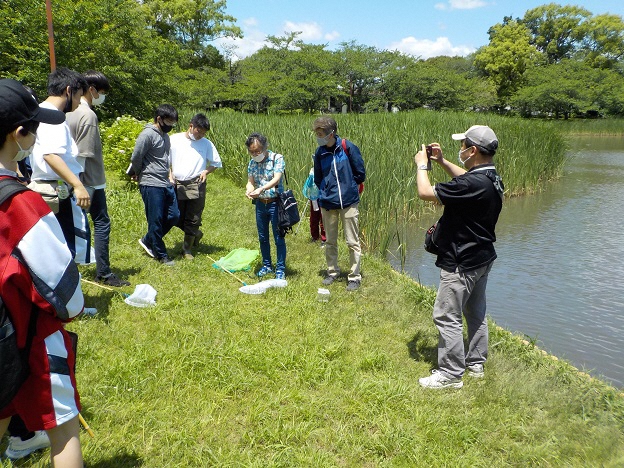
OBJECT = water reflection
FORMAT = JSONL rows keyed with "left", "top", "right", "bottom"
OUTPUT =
{"left": 389, "top": 136, "right": 624, "bottom": 388}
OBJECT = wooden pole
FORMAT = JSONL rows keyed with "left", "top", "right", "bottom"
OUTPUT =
{"left": 45, "top": 0, "right": 56, "bottom": 71}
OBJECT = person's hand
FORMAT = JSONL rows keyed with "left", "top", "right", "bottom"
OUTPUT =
{"left": 198, "top": 171, "right": 207, "bottom": 183}
{"left": 74, "top": 185, "right": 91, "bottom": 208}
{"left": 415, "top": 144, "right": 429, "bottom": 166}
{"left": 428, "top": 143, "right": 443, "bottom": 163}
{"left": 249, "top": 187, "right": 263, "bottom": 198}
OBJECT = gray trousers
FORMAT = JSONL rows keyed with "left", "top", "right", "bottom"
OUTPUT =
{"left": 433, "top": 262, "right": 493, "bottom": 379}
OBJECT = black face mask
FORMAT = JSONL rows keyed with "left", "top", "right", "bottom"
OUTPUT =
{"left": 63, "top": 90, "right": 73, "bottom": 114}
{"left": 158, "top": 118, "right": 173, "bottom": 134}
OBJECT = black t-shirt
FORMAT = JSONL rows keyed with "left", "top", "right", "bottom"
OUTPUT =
{"left": 433, "top": 164, "right": 504, "bottom": 273}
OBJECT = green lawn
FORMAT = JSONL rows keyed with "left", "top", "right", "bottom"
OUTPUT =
{"left": 3, "top": 174, "right": 623, "bottom": 467}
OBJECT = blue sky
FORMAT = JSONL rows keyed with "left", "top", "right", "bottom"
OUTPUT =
{"left": 216, "top": 1, "right": 624, "bottom": 60}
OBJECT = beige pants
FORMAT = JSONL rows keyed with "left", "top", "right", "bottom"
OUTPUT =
{"left": 321, "top": 203, "right": 361, "bottom": 282}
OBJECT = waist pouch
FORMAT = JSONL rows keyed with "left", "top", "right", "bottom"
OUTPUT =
{"left": 27, "top": 180, "right": 60, "bottom": 213}
{"left": 176, "top": 177, "right": 205, "bottom": 200}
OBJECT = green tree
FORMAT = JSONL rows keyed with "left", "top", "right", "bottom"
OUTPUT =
{"left": 511, "top": 60, "right": 597, "bottom": 118}
{"left": 522, "top": 3, "right": 591, "bottom": 63}
{"left": 474, "top": 19, "right": 539, "bottom": 105}
{"left": 142, "top": 0, "right": 240, "bottom": 69}
{"left": 580, "top": 13, "right": 624, "bottom": 69}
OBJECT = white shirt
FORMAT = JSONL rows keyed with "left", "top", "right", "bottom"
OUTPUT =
{"left": 30, "top": 102, "right": 82, "bottom": 181}
{"left": 170, "top": 132, "right": 222, "bottom": 181}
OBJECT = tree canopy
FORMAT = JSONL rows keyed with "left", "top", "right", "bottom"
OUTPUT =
{"left": 1, "top": 1, "right": 623, "bottom": 119}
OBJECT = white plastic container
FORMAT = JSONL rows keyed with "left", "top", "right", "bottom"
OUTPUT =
{"left": 317, "top": 288, "right": 330, "bottom": 302}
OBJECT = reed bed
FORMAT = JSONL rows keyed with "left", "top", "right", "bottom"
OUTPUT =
{"left": 133, "top": 110, "right": 568, "bottom": 254}
{"left": 555, "top": 118, "right": 624, "bottom": 135}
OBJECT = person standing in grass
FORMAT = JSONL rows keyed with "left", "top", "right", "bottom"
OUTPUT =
{"left": 0, "top": 78, "right": 85, "bottom": 467}
{"left": 170, "top": 113, "right": 222, "bottom": 259}
{"left": 313, "top": 116, "right": 366, "bottom": 292}
{"left": 414, "top": 125, "right": 504, "bottom": 389}
{"left": 245, "top": 132, "right": 287, "bottom": 280}
{"left": 29, "top": 68, "right": 92, "bottom": 263}
{"left": 131, "top": 104, "right": 180, "bottom": 266}
{"left": 66, "top": 70, "right": 130, "bottom": 286}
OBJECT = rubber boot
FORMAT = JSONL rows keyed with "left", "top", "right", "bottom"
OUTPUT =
{"left": 194, "top": 230, "right": 203, "bottom": 247}
{"left": 183, "top": 235, "right": 195, "bottom": 259}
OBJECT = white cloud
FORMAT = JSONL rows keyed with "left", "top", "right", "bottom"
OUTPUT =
{"left": 435, "top": 0, "right": 488, "bottom": 10}
{"left": 282, "top": 21, "right": 340, "bottom": 43}
{"left": 282, "top": 21, "right": 323, "bottom": 41}
{"left": 387, "top": 36, "right": 475, "bottom": 59}
{"left": 243, "top": 17, "right": 258, "bottom": 27}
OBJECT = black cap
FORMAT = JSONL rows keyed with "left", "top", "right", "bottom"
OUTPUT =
{"left": 0, "top": 79, "right": 65, "bottom": 131}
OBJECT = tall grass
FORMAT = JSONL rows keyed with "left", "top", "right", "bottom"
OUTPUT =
{"left": 555, "top": 117, "right": 624, "bottom": 135}
{"left": 114, "top": 110, "right": 567, "bottom": 255}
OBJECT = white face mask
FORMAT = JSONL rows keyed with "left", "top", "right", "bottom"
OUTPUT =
{"left": 188, "top": 131, "right": 197, "bottom": 141}
{"left": 316, "top": 132, "right": 333, "bottom": 146}
{"left": 251, "top": 153, "right": 266, "bottom": 163}
{"left": 13, "top": 133, "right": 36, "bottom": 161}
{"left": 458, "top": 147, "right": 473, "bottom": 166}
{"left": 90, "top": 90, "right": 106, "bottom": 106}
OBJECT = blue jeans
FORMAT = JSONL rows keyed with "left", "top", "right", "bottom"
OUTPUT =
{"left": 255, "top": 200, "right": 286, "bottom": 273}
{"left": 88, "top": 188, "right": 112, "bottom": 277}
{"left": 139, "top": 185, "right": 180, "bottom": 259}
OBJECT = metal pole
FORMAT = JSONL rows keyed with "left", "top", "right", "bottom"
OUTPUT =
{"left": 45, "top": 0, "right": 56, "bottom": 71}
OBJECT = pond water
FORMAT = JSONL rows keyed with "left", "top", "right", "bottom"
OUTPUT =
{"left": 388, "top": 136, "right": 624, "bottom": 388}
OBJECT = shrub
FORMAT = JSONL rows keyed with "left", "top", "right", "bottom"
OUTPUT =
{"left": 101, "top": 115, "right": 146, "bottom": 178}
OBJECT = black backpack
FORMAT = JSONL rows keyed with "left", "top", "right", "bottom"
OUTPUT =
{"left": 0, "top": 178, "right": 38, "bottom": 409}
{"left": 276, "top": 171, "right": 300, "bottom": 238}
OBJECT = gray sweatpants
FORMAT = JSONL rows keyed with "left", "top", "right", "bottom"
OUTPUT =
{"left": 433, "top": 262, "right": 493, "bottom": 379}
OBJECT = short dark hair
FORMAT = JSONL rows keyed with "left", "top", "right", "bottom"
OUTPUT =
{"left": 245, "top": 132, "right": 268, "bottom": 150}
{"left": 464, "top": 137, "right": 496, "bottom": 157}
{"left": 82, "top": 70, "right": 110, "bottom": 93}
{"left": 190, "top": 113, "right": 210, "bottom": 131}
{"left": 47, "top": 67, "right": 87, "bottom": 96}
{"left": 154, "top": 104, "right": 178, "bottom": 123}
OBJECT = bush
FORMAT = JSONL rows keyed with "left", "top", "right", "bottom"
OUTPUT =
{"left": 101, "top": 115, "right": 146, "bottom": 179}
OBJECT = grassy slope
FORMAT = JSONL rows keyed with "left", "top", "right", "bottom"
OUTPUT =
{"left": 4, "top": 174, "right": 623, "bottom": 467}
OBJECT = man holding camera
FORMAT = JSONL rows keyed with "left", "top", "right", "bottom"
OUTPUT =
{"left": 414, "top": 125, "right": 504, "bottom": 389}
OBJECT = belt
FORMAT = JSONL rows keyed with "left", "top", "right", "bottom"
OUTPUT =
{"left": 258, "top": 197, "right": 277, "bottom": 204}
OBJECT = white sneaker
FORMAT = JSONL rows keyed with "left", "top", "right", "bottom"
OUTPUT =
{"left": 466, "top": 363, "right": 484, "bottom": 378}
{"left": 419, "top": 369, "right": 463, "bottom": 389}
{"left": 4, "top": 430, "right": 50, "bottom": 460}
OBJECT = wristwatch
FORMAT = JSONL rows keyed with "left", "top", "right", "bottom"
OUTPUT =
{"left": 417, "top": 164, "right": 430, "bottom": 171}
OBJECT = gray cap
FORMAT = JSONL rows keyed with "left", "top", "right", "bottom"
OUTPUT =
{"left": 452, "top": 125, "right": 498, "bottom": 152}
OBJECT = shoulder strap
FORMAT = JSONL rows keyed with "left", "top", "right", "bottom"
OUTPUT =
{"left": 341, "top": 138, "right": 349, "bottom": 155}
{"left": 0, "top": 178, "right": 28, "bottom": 206}
{"left": 0, "top": 178, "right": 37, "bottom": 354}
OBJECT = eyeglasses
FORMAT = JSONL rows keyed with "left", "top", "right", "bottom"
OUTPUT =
{"left": 249, "top": 149, "right": 265, "bottom": 156}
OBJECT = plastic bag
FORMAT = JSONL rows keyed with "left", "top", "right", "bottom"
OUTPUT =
{"left": 212, "top": 248, "right": 259, "bottom": 272}
{"left": 239, "top": 279, "right": 287, "bottom": 295}
{"left": 302, "top": 171, "right": 319, "bottom": 201}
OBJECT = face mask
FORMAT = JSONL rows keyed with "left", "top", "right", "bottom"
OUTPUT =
{"left": 251, "top": 153, "right": 266, "bottom": 163}
{"left": 63, "top": 90, "right": 73, "bottom": 113}
{"left": 188, "top": 129, "right": 197, "bottom": 141}
{"left": 458, "top": 147, "right": 473, "bottom": 166}
{"left": 91, "top": 90, "right": 106, "bottom": 106}
{"left": 159, "top": 118, "right": 173, "bottom": 134}
{"left": 316, "top": 132, "right": 332, "bottom": 146}
{"left": 13, "top": 133, "right": 36, "bottom": 161}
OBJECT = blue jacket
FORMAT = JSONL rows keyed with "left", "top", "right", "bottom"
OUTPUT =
{"left": 313, "top": 136, "right": 366, "bottom": 210}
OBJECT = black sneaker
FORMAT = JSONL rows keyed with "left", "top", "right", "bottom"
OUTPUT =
{"left": 346, "top": 280, "right": 361, "bottom": 291}
{"left": 96, "top": 273, "right": 130, "bottom": 287}
{"left": 158, "top": 256, "right": 175, "bottom": 266}
{"left": 322, "top": 275, "right": 337, "bottom": 286}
